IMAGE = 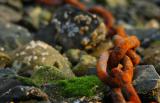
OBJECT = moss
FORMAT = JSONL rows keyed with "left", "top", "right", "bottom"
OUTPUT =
{"left": 31, "top": 66, "right": 67, "bottom": 86}
{"left": 152, "top": 40, "right": 160, "bottom": 45}
{"left": 56, "top": 75, "right": 103, "bottom": 97}
{"left": 15, "top": 76, "right": 38, "bottom": 87}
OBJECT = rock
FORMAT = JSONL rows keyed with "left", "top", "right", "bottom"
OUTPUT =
{"left": 73, "top": 54, "right": 97, "bottom": 76}
{"left": 21, "top": 6, "right": 52, "bottom": 30}
{"left": 0, "top": 21, "right": 33, "bottom": 52}
{"left": 12, "top": 40, "right": 75, "bottom": 77}
{"left": 133, "top": 65, "right": 160, "bottom": 102}
{"left": 145, "top": 19, "right": 160, "bottom": 29}
{"left": 0, "top": 4, "right": 22, "bottom": 22}
{"left": 36, "top": 5, "right": 107, "bottom": 52}
{"left": 132, "top": 0, "right": 160, "bottom": 20}
{"left": 106, "top": 0, "right": 128, "bottom": 8}
{"left": 65, "top": 49, "right": 87, "bottom": 65}
{"left": 0, "top": 68, "right": 16, "bottom": 78}
{"left": 0, "top": 0, "right": 23, "bottom": 10}
{"left": 0, "top": 85, "right": 49, "bottom": 102}
{"left": 0, "top": 52, "right": 11, "bottom": 68}
{"left": 0, "top": 77, "right": 22, "bottom": 96}
{"left": 142, "top": 42, "right": 160, "bottom": 73}
{"left": 31, "top": 66, "right": 74, "bottom": 85}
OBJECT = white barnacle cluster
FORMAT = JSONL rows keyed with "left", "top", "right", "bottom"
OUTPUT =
{"left": 74, "top": 14, "right": 93, "bottom": 35}
{"left": 74, "top": 14, "right": 92, "bottom": 25}
{"left": 64, "top": 12, "right": 68, "bottom": 19}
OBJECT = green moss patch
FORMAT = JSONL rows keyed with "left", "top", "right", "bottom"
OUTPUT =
{"left": 152, "top": 40, "right": 160, "bottom": 45}
{"left": 57, "top": 76, "right": 103, "bottom": 97}
{"left": 31, "top": 66, "right": 67, "bottom": 85}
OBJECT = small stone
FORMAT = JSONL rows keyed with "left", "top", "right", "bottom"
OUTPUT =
{"left": 133, "top": 65, "right": 160, "bottom": 102}
{"left": 0, "top": 5, "right": 22, "bottom": 22}
{"left": 0, "top": 21, "right": 33, "bottom": 51}
{"left": 73, "top": 54, "right": 97, "bottom": 76}
{"left": 142, "top": 42, "right": 160, "bottom": 74}
{"left": 0, "top": 52, "right": 11, "bottom": 68}
{"left": 0, "top": 85, "right": 49, "bottom": 102}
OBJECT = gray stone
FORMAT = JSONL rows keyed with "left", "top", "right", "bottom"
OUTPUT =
{"left": 0, "top": 68, "right": 16, "bottom": 78}
{"left": 0, "top": 21, "right": 33, "bottom": 52}
{"left": 133, "top": 65, "right": 160, "bottom": 102}
{"left": 142, "top": 43, "right": 160, "bottom": 74}
{"left": 0, "top": 85, "right": 49, "bottom": 102}
{"left": 0, "top": 77, "right": 22, "bottom": 96}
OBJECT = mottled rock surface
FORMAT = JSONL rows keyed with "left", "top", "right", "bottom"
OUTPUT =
{"left": 73, "top": 54, "right": 97, "bottom": 76}
{"left": 36, "top": 5, "right": 108, "bottom": 52}
{"left": 0, "top": 85, "right": 49, "bottom": 102}
{"left": 0, "top": 21, "right": 33, "bottom": 52}
{"left": 133, "top": 65, "right": 160, "bottom": 102}
{"left": 12, "top": 41, "right": 75, "bottom": 78}
{"left": 142, "top": 42, "right": 160, "bottom": 73}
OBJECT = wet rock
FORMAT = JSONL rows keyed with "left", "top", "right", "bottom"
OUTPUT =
{"left": 0, "top": 21, "right": 33, "bottom": 52}
{"left": 21, "top": 6, "right": 52, "bottom": 30}
{"left": 0, "top": 52, "right": 11, "bottom": 68}
{"left": 31, "top": 66, "right": 74, "bottom": 85}
{"left": 12, "top": 40, "right": 75, "bottom": 77}
{"left": 73, "top": 54, "right": 97, "bottom": 76}
{"left": 0, "top": 85, "right": 49, "bottom": 102}
{"left": 36, "top": 5, "right": 107, "bottom": 52}
{"left": 133, "top": 65, "right": 160, "bottom": 102}
{"left": 0, "top": 4, "right": 22, "bottom": 22}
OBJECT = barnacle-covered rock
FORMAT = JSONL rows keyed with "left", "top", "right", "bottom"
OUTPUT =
{"left": 73, "top": 54, "right": 97, "bottom": 76}
{"left": 0, "top": 21, "right": 33, "bottom": 52}
{"left": 36, "top": 5, "right": 108, "bottom": 53}
{"left": 0, "top": 52, "right": 11, "bottom": 68}
{"left": 12, "top": 40, "right": 75, "bottom": 77}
